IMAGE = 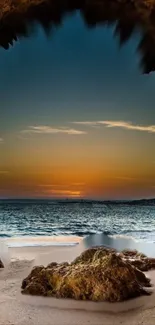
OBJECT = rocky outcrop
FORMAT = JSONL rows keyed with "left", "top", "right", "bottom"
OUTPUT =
{"left": 121, "top": 249, "right": 147, "bottom": 258}
{"left": 73, "top": 247, "right": 155, "bottom": 271}
{"left": 21, "top": 248, "right": 152, "bottom": 302}
{"left": 0, "top": 259, "right": 4, "bottom": 268}
{"left": 129, "top": 258, "right": 155, "bottom": 271}
{"left": 119, "top": 249, "right": 155, "bottom": 271}
{"left": 72, "top": 246, "right": 116, "bottom": 265}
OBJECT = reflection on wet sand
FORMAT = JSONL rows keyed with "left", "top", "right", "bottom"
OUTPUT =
{"left": 1, "top": 0, "right": 155, "bottom": 73}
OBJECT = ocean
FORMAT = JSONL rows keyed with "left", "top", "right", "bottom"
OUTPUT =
{"left": 0, "top": 200, "right": 155, "bottom": 247}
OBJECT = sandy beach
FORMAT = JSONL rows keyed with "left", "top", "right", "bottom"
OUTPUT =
{"left": 0, "top": 243, "right": 155, "bottom": 325}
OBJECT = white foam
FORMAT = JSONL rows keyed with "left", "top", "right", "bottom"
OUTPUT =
{"left": 109, "top": 234, "right": 140, "bottom": 242}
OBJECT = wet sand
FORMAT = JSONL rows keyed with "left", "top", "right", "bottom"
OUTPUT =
{"left": 0, "top": 245, "right": 155, "bottom": 325}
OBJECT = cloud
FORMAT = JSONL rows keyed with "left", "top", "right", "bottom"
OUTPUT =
{"left": 0, "top": 138, "right": 4, "bottom": 143}
{"left": 38, "top": 183, "right": 85, "bottom": 188}
{"left": 73, "top": 120, "right": 155, "bottom": 133}
{"left": 22, "top": 126, "right": 86, "bottom": 135}
{"left": 44, "top": 189, "right": 82, "bottom": 197}
{"left": 0, "top": 171, "right": 9, "bottom": 174}
{"left": 38, "top": 184, "right": 63, "bottom": 187}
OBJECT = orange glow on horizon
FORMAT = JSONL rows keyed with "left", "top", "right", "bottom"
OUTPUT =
{"left": 0, "top": 129, "right": 155, "bottom": 199}
{"left": 44, "top": 189, "right": 82, "bottom": 198}
{"left": 0, "top": 169, "right": 155, "bottom": 199}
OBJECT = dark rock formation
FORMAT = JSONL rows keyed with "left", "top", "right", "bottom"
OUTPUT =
{"left": 119, "top": 249, "right": 155, "bottom": 271}
{"left": 126, "top": 256, "right": 155, "bottom": 271}
{"left": 21, "top": 248, "right": 152, "bottom": 302}
{"left": 72, "top": 246, "right": 116, "bottom": 264}
{"left": 121, "top": 249, "right": 147, "bottom": 258}
{"left": 0, "top": 259, "right": 4, "bottom": 268}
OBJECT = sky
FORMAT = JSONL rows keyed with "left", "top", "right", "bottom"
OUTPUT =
{"left": 0, "top": 12, "right": 155, "bottom": 200}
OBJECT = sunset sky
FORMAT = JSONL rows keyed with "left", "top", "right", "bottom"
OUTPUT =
{"left": 0, "top": 13, "right": 155, "bottom": 199}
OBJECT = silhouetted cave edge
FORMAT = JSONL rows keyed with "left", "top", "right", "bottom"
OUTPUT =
{"left": 1, "top": 0, "right": 155, "bottom": 73}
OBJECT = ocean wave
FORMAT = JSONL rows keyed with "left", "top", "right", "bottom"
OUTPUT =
{"left": 0, "top": 234, "right": 12, "bottom": 238}
{"left": 2, "top": 232, "right": 155, "bottom": 248}
{"left": 80, "top": 233, "right": 155, "bottom": 257}
{"left": 109, "top": 234, "right": 140, "bottom": 242}
{"left": 1, "top": 202, "right": 155, "bottom": 244}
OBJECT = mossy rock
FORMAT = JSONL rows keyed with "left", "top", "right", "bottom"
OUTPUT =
{"left": 72, "top": 246, "right": 116, "bottom": 265}
{"left": 121, "top": 249, "right": 147, "bottom": 258}
{"left": 120, "top": 249, "right": 155, "bottom": 271}
{"left": 21, "top": 250, "right": 151, "bottom": 302}
{"left": 129, "top": 258, "right": 155, "bottom": 272}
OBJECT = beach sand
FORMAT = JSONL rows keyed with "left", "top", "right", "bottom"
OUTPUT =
{"left": 0, "top": 244, "right": 155, "bottom": 325}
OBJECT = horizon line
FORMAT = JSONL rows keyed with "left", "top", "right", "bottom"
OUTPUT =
{"left": 0, "top": 197, "right": 155, "bottom": 202}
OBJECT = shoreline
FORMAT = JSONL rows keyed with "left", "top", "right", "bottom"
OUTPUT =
{"left": 1, "top": 233, "right": 155, "bottom": 261}
{"left": 3, "top": 235, "right": 82, "bottom": 247}
{"left": 1, "top": 245, "right": 155, "bottom": 324}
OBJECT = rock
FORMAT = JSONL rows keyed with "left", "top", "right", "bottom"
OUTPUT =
{"left": 21, "top": 250, "right": 151, "bottom": 302}
{"left": 0, "top": 259, "right": 4, "bottom": 268}
{"left": 120, "top": 249, "right": 155, "bottom": 271}
{"left": 129, "top": 258, "right": 155, "bottom": 272}
{"left": 121, "top": 249, "right": 147, "bottom": 258}
{"left": 72, "top": 247, "right": 155, "bottom": 272}
{"left": 21, "top": 266, "right": 44, "bottom": 290}
{"left": 72, "top": 246, "right": 116, "bottom": 265}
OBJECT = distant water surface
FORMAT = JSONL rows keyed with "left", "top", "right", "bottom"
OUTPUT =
{"left": 0, "top": 201, "right": 155, "bottom": 243}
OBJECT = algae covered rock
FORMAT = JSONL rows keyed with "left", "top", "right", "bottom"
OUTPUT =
{"left": 121, "top": 249, "right": 147, "bottom": 258}
{"left": 129, "top": 257, "right": 155, "bottom": 272}
{"left": 120, "top": 249, "right": 155, "bottom": 271}
{"left": 72, "top": 247, "right": 155, "bottom": 272}
{"left": 72, "top": 246, "right": 116, "bottom": 265}
{"left": 0, "top": 259, "right": 4, "bottom": 268}
{"left": 21, "top": 250, "right": 151, "bottom": 302}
